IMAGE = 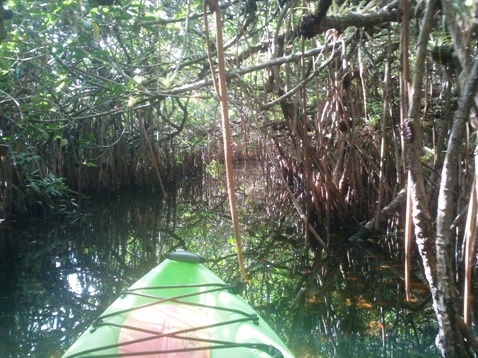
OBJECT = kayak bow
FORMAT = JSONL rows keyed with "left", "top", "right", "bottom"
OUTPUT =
{"left": 62, "top": 250, "right": 295, "bottom": 357}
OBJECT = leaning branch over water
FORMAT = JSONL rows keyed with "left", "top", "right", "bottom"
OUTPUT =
{"left": 348, "top": 188, "right": 406, "bottom": 242}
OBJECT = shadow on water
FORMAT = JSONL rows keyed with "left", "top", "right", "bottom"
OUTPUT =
{"left": 0, "top": 165, "right": 438, "bottom": 357}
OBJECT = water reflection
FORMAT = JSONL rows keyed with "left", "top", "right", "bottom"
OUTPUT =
{"left": 0, "top": 169, "right": 438, "bottom": 357}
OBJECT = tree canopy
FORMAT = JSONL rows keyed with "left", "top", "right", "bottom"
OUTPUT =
{"left": 0, "top": 0, "right": 478, "bottom": 356}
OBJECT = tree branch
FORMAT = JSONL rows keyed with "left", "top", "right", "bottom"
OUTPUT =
{"left": 139, "top": 0, "right": 240, "bottom": 26}
{"left": 299, "top": 1, "right": 401, "bottom": 38}
{"left": 348, "top": 187, "right": 407, "bottom": 243}
{"left": 150, "top": 45, "right": 336, "bottom": 97}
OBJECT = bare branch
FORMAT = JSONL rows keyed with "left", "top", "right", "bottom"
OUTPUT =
{"left": 299, "top": 1, "right": 401, "bottom": 38}
{"left": 151, "top": 45, "right": 335, "bottom": 97}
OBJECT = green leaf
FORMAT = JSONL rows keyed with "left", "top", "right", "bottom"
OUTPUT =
{"left": 92, "top": 22, "right": 101, "bottom": 40}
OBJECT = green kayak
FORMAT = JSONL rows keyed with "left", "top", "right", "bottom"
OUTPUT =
{"left": 62, "top": 250, "right": 295, "bottom": 357}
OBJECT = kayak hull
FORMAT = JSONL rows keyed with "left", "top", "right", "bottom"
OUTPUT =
{"left": 62, "top": 251, "right": 294, "bottom": 357}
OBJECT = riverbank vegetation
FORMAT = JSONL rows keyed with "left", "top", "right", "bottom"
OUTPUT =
{"left": 0, "top": 0, "right": 477, "bottom": 356}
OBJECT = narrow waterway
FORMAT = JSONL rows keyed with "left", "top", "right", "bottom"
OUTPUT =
{"left": 0, "top": 164, "right": 438, "bottom": 357}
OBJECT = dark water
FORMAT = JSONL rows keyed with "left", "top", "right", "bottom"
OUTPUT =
{"left": 0, "top": 166, "right": 438, "bottom": 357}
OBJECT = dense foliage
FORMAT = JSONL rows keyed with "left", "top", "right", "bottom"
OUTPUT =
{"left": 0, "top": 0, "right": 477, "bottom": 356}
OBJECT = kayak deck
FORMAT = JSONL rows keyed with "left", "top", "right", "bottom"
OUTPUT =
{"left": 62, "top": 250, "right": 295, "bottom": 357}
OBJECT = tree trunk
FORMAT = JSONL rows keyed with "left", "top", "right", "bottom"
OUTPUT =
{"left": 404, "top": 0, "right": 438, "bottom": 296}
{"left": 403, "top": 0, "right": 478, "bottom": 354}
{"left": 435, "top": 57, "right": 478, "bottom": 357}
